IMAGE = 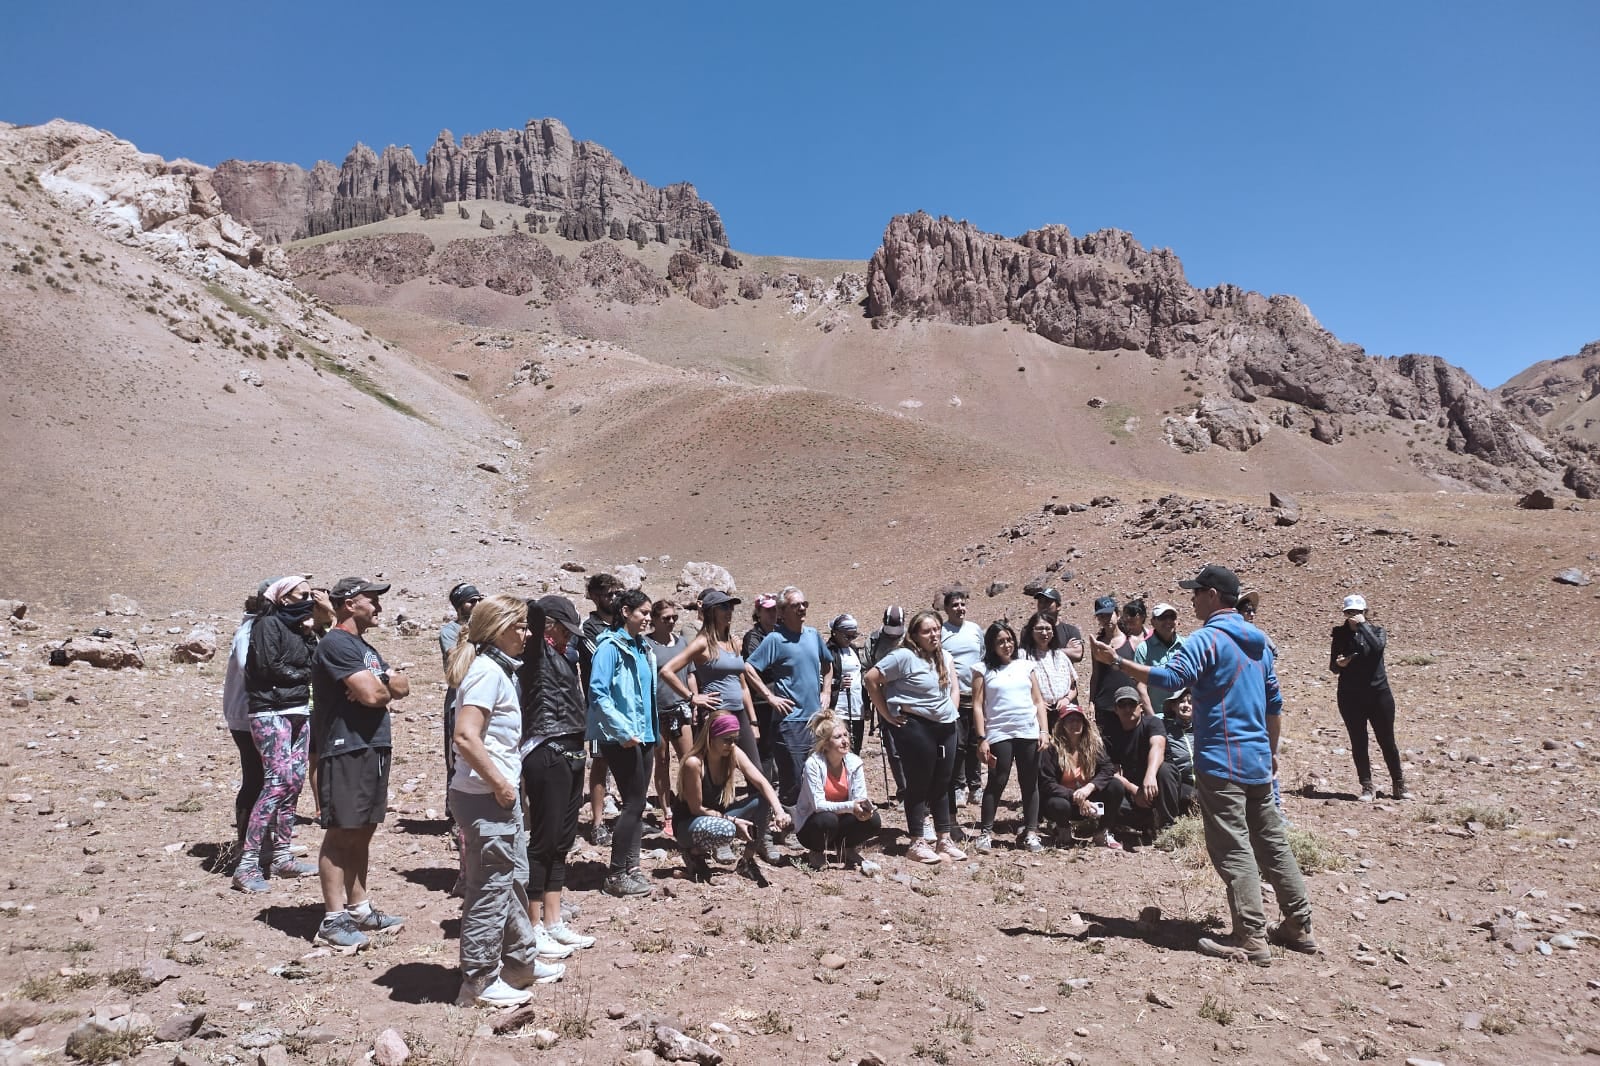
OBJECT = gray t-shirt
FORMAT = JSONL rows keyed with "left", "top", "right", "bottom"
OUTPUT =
{"left": 875, "top": 647, "right": 957, "bottom": 724}
{"left": 649, "top": 633, "right": 689, "bottom": 709}
{"left": 941, "top": 620, "right": 984, "bottom": 695}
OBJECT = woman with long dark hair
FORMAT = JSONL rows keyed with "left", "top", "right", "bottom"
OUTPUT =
{"left": 864, "top": 610, "right": 964, "bottom": 864}
{"left": 1329, "top": 594, "right": 1407, "bottom": 802}
{"left": 588, "top": 588, "right": 659, "bottom": 897}
{"left": 446, "top": 594, "right": 563, "bottom": 1007}
{"left": 1018, "top": 610, "right": 1079, "bottom": 725}
{"left": 972, "top": 620, "right": 1047, "bottom": 853}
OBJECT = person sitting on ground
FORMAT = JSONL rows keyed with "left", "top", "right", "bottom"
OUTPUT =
{"left": 234, "top": 575, "right": 325, "bottom": 892}
{"left": 672, "top": 712, "right": 790, "bottom": 884}
{"left": 1101, "top": 686, "right": 1184, "bottom": 843}
{"left": 795, "top": 712, "right": 881, "bottom": 867}
{"left": 1160, "top": 688, "right": 1198, "bottom": 813}
{"left": 446, "top": 593, "right": 562, "bottom": 1006}
{"left": 1037, "top": 705, "right": 1120, "bottom": 848}
{"left": 972, "top": 620, "right": 1048, "bottom": 853}
{"left": 1018, "top": 609, "right": 1079, "bottom": 725}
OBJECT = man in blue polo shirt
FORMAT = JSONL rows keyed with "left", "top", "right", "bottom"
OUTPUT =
{"left": 748, "top": 585, "right": 832, "bottom": 811}
{"left": 1092, "top": 564, "right": 1316, "bottom": 965}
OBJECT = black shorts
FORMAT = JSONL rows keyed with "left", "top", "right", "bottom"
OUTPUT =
{"left": 318, "top": 747, "right": 391, "bottom": 829}
{"left": 659, "top": 703, "right": 691, "bottom": 737}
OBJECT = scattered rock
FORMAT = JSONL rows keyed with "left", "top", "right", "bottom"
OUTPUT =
{"left": 1375, "top": 891, "right": 1407, "bottom": 904}
{"left": 1085, "top": 397, "right": 1107, "bottom": 408}
{"left": 235, "top": 1028, "right": 282, "bottom": 1050}
{"left": 1518, "top": 489, "right": 1556, "bottom": 510}
{"left": 1287, "top": 546, "right": 1313, "bottom": 566}
{"left": 1554, "top": 568, "right": 1591, "bottom": 586}
{"left": 258, "top": 1047, "right": 290, "bottom": 1066}
{"left": 476, "top": 461, "right": 502, "bottom": 475}
{"left": 171, "top": 626, "right": 217, "bottom": 664}
{"left": 652, "top": 1024, "right": 721, "bottom": 1064}
{"left": 1269, "top": 490, "right": 1300, "bottom": 525}
{"left": 530, "top": 1029, "right": 559, "bottom": 1050}
{"left": 1145, "top": 990, "right": 1176, "bottom": 1008}
{"left": 677, "top": 561, "right": 736, "bottom": 599}
{"left": 56, "top": 638, "right": 145, "bottom": 670}
{"left": 818, "top": 953, "right": 847, "bottom": 971}
{"left": 0, "top": 599, "right": 26, "bottom": 619}
{"left": 373, "top": 1028, "right": 409, "bottom": 1066}
{"left": 985, "top": 581, "right": 1010, "bottom": 597}
{"left": 1297, "top": 1037, "right": 1331, "bottom": 1063}
{"left": 106, "top": 594, "right": 142, "bottom": 616}
{"left": 154, "top": 1011, "right": 206, "bottom": 1042}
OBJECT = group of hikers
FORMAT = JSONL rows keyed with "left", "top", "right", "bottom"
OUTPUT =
{"left": 221, "top": 563, "right": 1406, "bottom": 1005}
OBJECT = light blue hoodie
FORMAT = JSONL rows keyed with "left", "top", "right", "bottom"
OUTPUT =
{"left": 585, "top": 628, "right": 658, "bottom": 746}
{"left": 1146, "top": 610, "right": 1279, "bottom": 785}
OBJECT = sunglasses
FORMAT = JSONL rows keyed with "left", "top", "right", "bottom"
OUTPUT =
{"left": 659, "top": 615, "right": 679, "bottom": 624}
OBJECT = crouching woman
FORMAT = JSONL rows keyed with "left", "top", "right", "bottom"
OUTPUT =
{"left": 674, "top": 713, "right": 790, "bottom": 885}
{"left": 447, "top": 594, "right": 563, "bottom": 1008}
{"left": 795, "top": 712, "right": 881, "bottom": 866}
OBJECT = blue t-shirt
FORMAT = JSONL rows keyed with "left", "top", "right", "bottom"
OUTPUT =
{"left": 749, "top": 624, "right": 831, "bottom": 723}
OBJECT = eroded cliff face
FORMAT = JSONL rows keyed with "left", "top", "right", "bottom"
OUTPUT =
{"left": 866, "top": 212, "right": 1595, "bottom": 494}
{"left": 213, "top": 118, "right": 725, "bottom": 248}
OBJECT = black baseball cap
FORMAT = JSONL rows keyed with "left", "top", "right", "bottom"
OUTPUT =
{"left": 1034, "top": 588, "right": 1062, "bottom": 605}
{"left": 329, "top": 577, "right": 390, "bottom": 601}
{"left": 1178, "top": 564, "right": 1240, "bottom": 600}
{"left": 699, "top": 589, "right": 742, "bottom": 610}
{"left": 536, "top": 595, "right": 583, "bottom": 634}
{"left": 1093, "top": 595, "right": 1118, "bottom": 616}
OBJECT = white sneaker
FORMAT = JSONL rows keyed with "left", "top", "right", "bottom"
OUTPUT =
{"left": 501, "top": 957, "right": 564, "bottom": 987}
{"left": 955, "top": 787, "right": 969, "bottom": 808}
{"left": 921, "top": 822, "right": 936, "bottom": 843}
{"left": 462, "top": 976, "right": 532, "bottom": 1008}
{"left": 544, "top": 921, "right": 596, "bottom": 950}
{"left": 532, "top": 924, "right": 576, "bottom": 959}
{"left": 603, "top": 795, "right": 620, "bottom": 818}
{"left": 973, "top": 830, "right": 994, "bottom": 852}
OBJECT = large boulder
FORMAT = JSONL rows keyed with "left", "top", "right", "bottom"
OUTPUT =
{"left": 171, "top": 626, "right": 218, "bottom": 664}
{"left": 677, "top": 562, "right": 736, "bottom": 599}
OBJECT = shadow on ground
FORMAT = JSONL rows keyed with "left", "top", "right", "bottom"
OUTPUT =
{"left": 375, "top": 961, "right": 457, "bottom": 1004}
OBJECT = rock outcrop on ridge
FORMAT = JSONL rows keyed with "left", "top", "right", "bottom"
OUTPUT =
{"left": 865, "top": 211, "right": 1595, "bottom": 494}
{"left": 214, "top": 119, "right": 726, "bottom": 249}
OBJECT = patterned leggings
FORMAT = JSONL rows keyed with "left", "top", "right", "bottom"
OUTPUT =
{"left": 240, "top": 713, "right": 309, "bottom": 871}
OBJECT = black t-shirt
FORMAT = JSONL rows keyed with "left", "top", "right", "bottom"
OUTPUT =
{"left": 1090, "top": 637, "right": 1136, "bottom": 713}
{"left": 1101, "top": 710, "right": 1167, "bottom": 780}
{"left": 1052, "top": 621, "right": 1084, "bottom": 650}
{"left": 311, "top": 628, "right": 391, "bottom": 755}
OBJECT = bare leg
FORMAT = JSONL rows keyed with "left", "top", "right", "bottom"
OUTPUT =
{"left": 318, "top": 825, "right": 376, "bottom": 912}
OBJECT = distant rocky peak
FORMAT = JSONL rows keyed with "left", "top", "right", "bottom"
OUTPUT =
{"left": 214, "top": 118, "right": 726, "bottom": 249}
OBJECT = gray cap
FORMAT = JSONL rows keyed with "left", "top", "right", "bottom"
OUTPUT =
{"left": 1114, "top": 686, "right": 1141, "bottom": 705}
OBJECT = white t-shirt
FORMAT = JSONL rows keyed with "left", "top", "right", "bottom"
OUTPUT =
{"left": 941, "top": 620, "right": 984, "bottom": 694}
{"left": 832, "top": 645, "right": 864, "bottom": 720}
{"left": 974, "top": 658, "right": 1040, "bottom": 742}
{"left": 449, "top": 654, "right": 524, "bottom": 795}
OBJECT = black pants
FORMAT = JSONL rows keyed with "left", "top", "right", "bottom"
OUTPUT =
{"left": 1041, "top": 777, "right": 1127, "bottom": 830}
{"left": 979, "top": 737, "right": 1041, "bottom": 833}
{"left": 1338, "top": 686, "right": 1402, "bottom": 786}
{"left": 847, "top": 716, "right": 865, "bottom": 754}
{"left": 879, "top": 717, "right": 907, "bottom": 797}
{"left": 1114, "top": 761, "right": 1184, "bottom": 833}
{"left": 599, "top": 741, "right": 654, "bottom": 876}
{"left": 896, "top": 715, "right": 957, "bottom": 837}
{"left": 523, "top": 742, "right": 585, "bottom": 895}
{"left": 232, "top": 728, "right": 264, "bottom": 842}
{"left": 752, "top": 699, "right": 780, "bottom": 784}
{"left": 797, "top": 810, "right": 882, "bottom": 851}
{"left": 954, "top": 693, "right": 982, "bottom": 791}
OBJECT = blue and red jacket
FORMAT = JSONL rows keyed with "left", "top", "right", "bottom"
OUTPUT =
{"left": 1146, "top": 609, "right": 1279, "bottom": 785}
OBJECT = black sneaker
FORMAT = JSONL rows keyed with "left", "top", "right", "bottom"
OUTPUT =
{"left": 351, "top": 905, "right": 404, "bottom": 933}
{"left": 592, "top": 823, "right": 613, "bottom": 847}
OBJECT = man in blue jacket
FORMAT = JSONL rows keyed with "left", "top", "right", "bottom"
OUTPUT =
{"left": 1091, "top": 564, "right": 1316, "bottom": 964}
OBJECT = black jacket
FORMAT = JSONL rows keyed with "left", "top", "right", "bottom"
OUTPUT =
{"left": 245, "top": 612, "right": 317, "bottom": 714}
{"left": 1330, "top": 622, "right": 1390, "bottom": 694}
{"left": 520, "top": 602, "right": 588, "bottom": 741}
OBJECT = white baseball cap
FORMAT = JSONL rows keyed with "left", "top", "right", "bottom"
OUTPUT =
{"left": 1342, "top": 594, "right": 1367, "bottom": 612}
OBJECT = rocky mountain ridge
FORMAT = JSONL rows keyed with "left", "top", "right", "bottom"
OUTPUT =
{"left": 865, "top": 212, "right": 1595, "bottom": 496}
{"left": 213, "top": 118, "right": 727, "bottom": 250}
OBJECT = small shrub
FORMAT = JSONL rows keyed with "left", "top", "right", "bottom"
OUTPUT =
{"left": 1286, "top": 827, "right": 1347, "bottom": 874}
{"left": 106, "top": 967, "right": 158, "bottom": 993}
{"left": 164, "top": 795, "right": 204, "bottom": 814}
{"left": 1198, "top": 993, "right": 1235, "bottom": 1026}
{"left": 66, "top": 1026, "right": 150, "bottom": 1064}
{"left": 752, "top": 1009, "right": 791, "bottom": 1035}
{"left": 1456, "top": 804, "right": 1518, "bottom": 830}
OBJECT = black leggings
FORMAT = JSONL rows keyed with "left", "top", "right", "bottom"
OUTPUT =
{"left": 796, "top": 810, "right": 882, "bottom": 851}
{"left": 523, "top": 742, "right": 585, "bottom": 895}
{"left": 599, "top": 741, "right": 654, "bottom": 876}
{"left": 895, "top": 715, "right": 957, "bottom": 837}
{"left": 1041, "top": 778, "right": 1127, "bottom": 830}
{"left": 980, "top": 738, "right": 1040, "bottom": 833}
{"left": 1338, "top": 686, "right": 1402, "bottom": 785}
{"left": 232, "top": 729, "right": 264, "bottom": 842}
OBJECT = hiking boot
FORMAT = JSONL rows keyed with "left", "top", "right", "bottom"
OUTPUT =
{"left": 313, "top": 912, "right": 369, "bottom": 952}
{"left": 907, "top": 840, "right": 942, "bottom": 865}
{"left": 351, "top": 906, "right": 404, "bottom": 933}
{"left": 841, "top": 846, "right": 863, "bottom": 869}
{"left": 1390, "top": 778, "right": 1412, "bottom": 801}
{"left": 500, "top": 958, "right": 564, "bottom": 988}
{"left": 713, "top": 842, "right": 737, "bottom": 864}
{"left": 752, "top": 827, "right": 784, "bottom": 865}
{"left": 1357, "top": 782, "right": 1375, "bottom": 803}
{"left": 1196, "top": 931, "right": 1272, "bottom": 966}
{"left": 592, "top": 823, "right": 613, "bottom": 847}
{"left": 804, "top": 849, "right": 827, "bottom": 870}
{"left": 1021, "top": 831, "right": 1044, "bottom": 853}
{"left": 936, "top": 837, "right": 967, "bottom": 861}
{"left": 1266, "top": 919, "right": 1320, "bottom": 955}
{"left": 270, "top": 859, "right": 317, "bottom": 879}
{"left": 544, "top": 922, "right": 596, "bottom": 950}
{"left": 602, "top": 871, "right": 650, "bottom": 898}
{"left": 973, "top": 829, "right": 994, "bottom": 853}
{"left": 459, "top": 975, "right": 535, "bottom": 1007}
{"left": 231, "top": 866, "right": 270, "bottom": 894}
{"left": 531, "top": 924, "right": 576, "bottom": 959}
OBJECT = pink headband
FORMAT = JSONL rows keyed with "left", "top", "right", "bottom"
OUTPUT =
{"left": 709, "top": 714, "right": 741, "bottom": 739}
{"left": 264, "top": 576, "right": 306, "bottom": 604}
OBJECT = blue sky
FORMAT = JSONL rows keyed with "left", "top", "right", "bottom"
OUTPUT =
{"left": 6, "top": 1, "right": 1596, "bottom": 386}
